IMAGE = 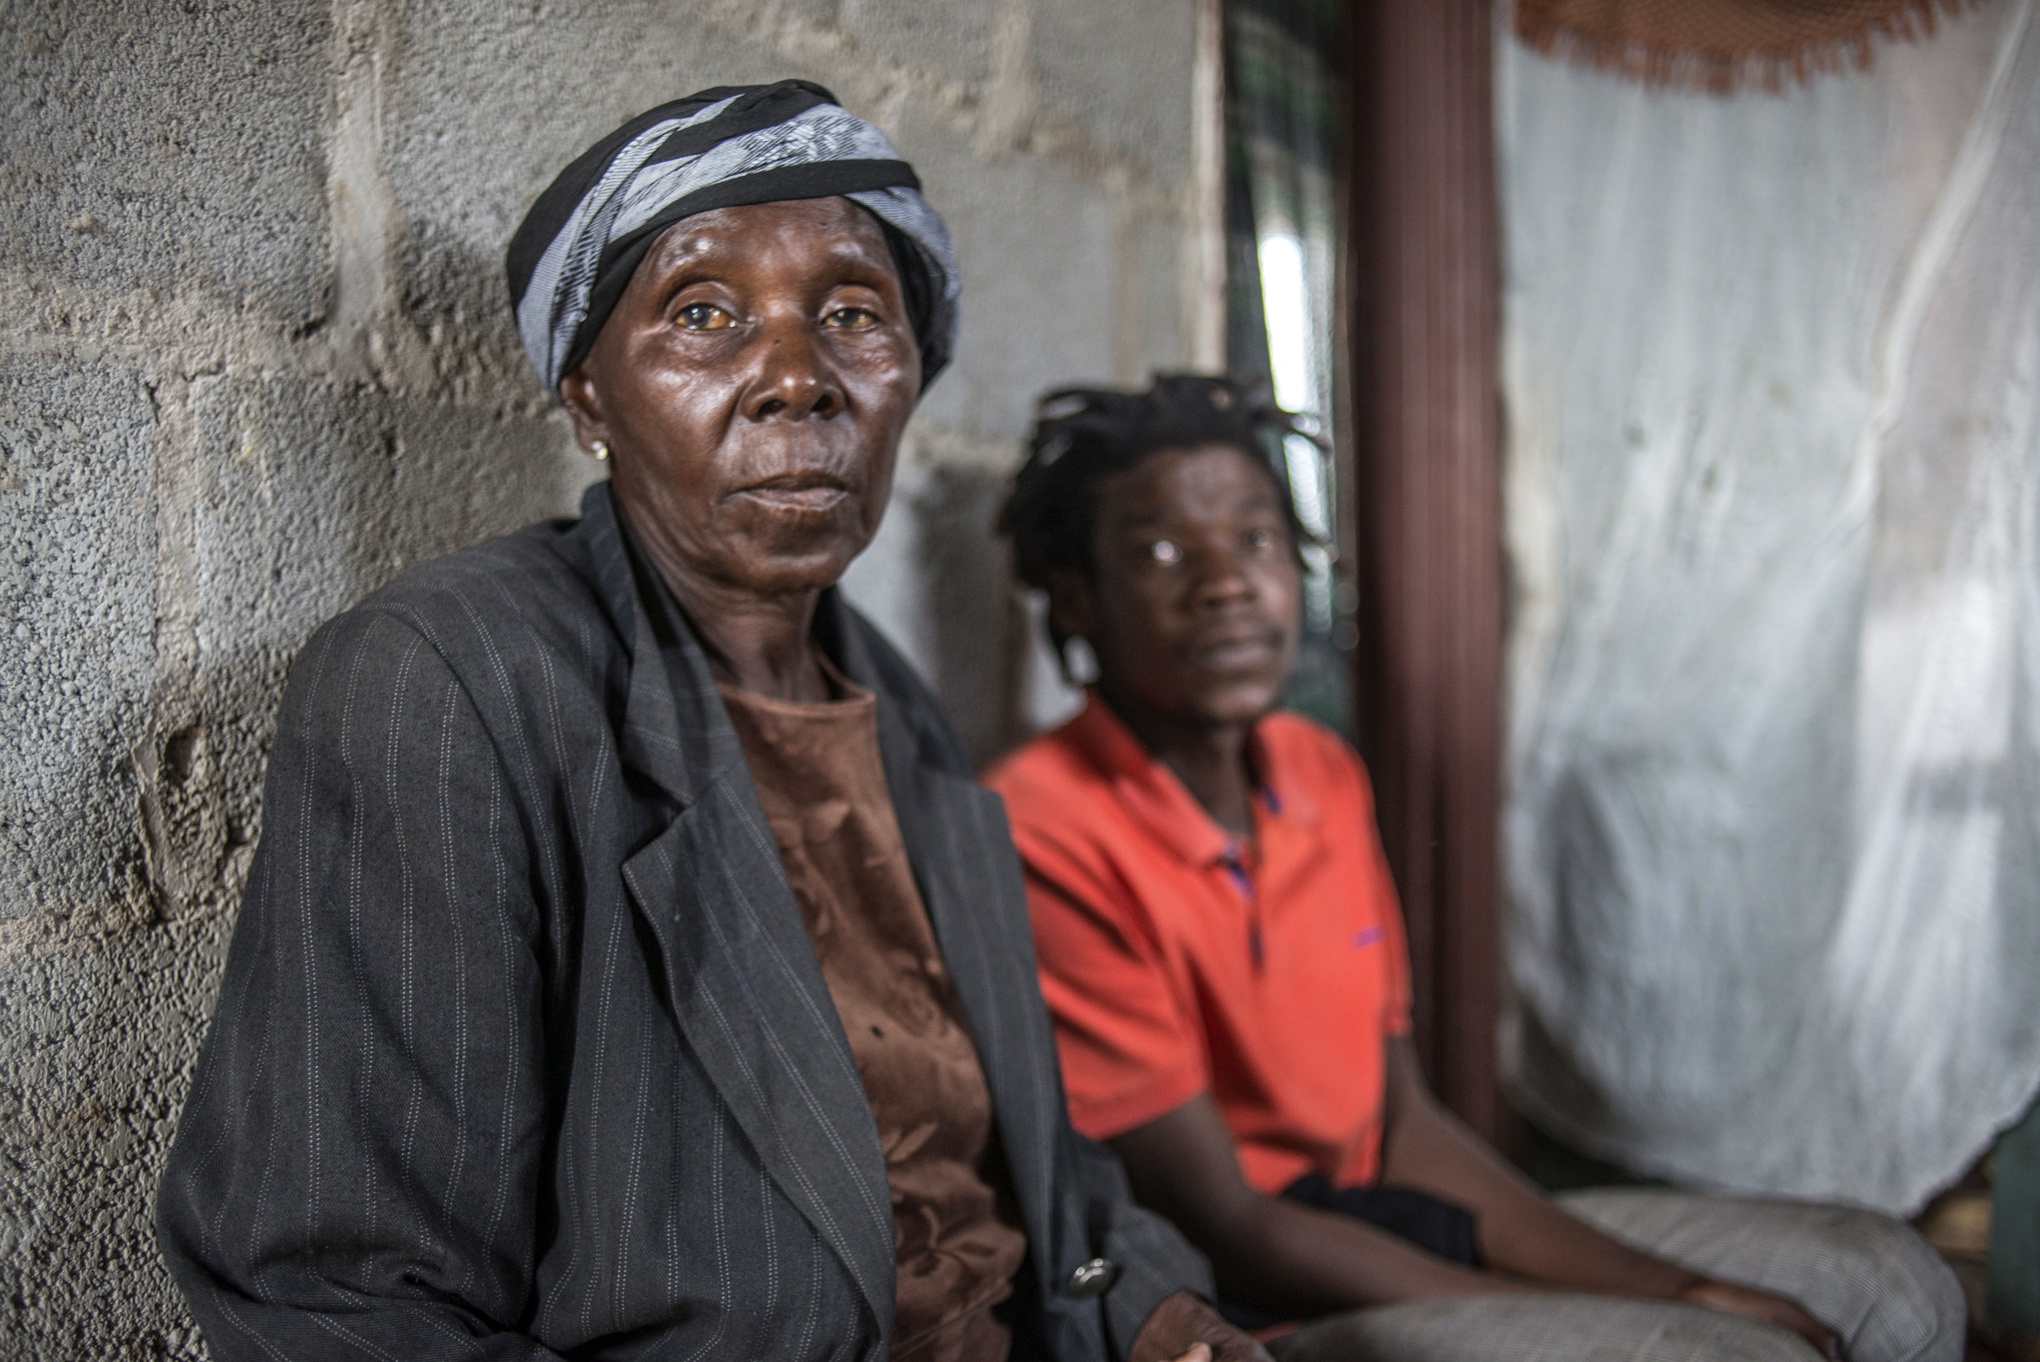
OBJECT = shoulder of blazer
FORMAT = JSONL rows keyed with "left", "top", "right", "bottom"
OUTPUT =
{"left": 296, "top": 507, "right": 624, "bottom": 724}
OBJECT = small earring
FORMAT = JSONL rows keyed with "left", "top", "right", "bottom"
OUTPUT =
{"left": 589, "top": 439, "right": 610, "bottom": 462}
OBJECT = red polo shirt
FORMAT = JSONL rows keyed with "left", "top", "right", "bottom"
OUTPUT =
{"left": 987, "top": 695, "right": 1411, "bottom": 1195}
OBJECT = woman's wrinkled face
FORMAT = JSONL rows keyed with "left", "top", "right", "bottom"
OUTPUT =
{"left": 560, "top": 197, "right": 922, "bottom": 597}
{"left": 1052, "top": 443, "right": 1301, "bottom": 729}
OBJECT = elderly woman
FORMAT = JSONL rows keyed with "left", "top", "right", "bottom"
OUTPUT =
{"left": 157, "top": 83, "right": 1264, "bottom": 1362}
{"left": 987, "top": 375, "right": 1967, "bottom": 1362}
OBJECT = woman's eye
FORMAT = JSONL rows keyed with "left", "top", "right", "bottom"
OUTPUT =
{"left": 677, "top": 303, "right": 733, "bottom": 330}
{"left": 823, "top": 306, "right": 879, "bottom": 329}
{"left": 1147, "top": 540, "right": 1182, "bottom": 566}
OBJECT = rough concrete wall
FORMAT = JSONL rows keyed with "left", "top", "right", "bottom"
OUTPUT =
{"left": 0, "top": 1, "right": 1216, "bottom": 1355}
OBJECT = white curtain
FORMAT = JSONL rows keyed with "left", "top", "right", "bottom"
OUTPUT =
{"left": 1499, "top": 0, "right": 2040, "bottom": 1213}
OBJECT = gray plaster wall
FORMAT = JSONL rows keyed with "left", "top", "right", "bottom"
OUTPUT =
{"left": 0, "top": 1, "right": 1217, "bottom": 1354}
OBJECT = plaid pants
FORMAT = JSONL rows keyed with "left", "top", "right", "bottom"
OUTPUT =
{"left": 1269, "top": 1189, "right": 1965, "bottom": 1362}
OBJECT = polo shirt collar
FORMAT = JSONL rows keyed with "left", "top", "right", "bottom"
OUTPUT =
{"left": 1063, "top": 691, "right": 1312, "bottom": 869}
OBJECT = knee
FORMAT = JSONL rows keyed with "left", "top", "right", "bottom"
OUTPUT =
{"left": 1817, "top": 1207, "right": 1966, "bottom": 1362}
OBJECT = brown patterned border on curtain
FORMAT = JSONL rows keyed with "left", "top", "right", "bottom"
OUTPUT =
{"left": 1514, "top": 0, "right": 1973, "bottom": 93}
{"left": 1343, "top": 0, "right": 1506, "bottom": 1142}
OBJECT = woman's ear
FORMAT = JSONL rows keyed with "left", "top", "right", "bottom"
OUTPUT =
{"left": 557, "top": 363, "right": 610, "bottom": 454}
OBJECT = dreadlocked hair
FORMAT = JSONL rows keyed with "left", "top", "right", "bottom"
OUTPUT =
{"left": 999, "top": 373, "right": 1319, "bottom": 595}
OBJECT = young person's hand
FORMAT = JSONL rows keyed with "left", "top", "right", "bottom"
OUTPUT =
{"left": 1679, "top": 1277, "right": 1844, "bottom": 1359}
{"left": 1130, "top": 1290, "right": 1274, "bottom": 1362}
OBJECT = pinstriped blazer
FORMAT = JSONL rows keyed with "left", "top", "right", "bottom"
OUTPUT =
{"left": 157, "top": 482, "right": 1210, "bottom": 1362}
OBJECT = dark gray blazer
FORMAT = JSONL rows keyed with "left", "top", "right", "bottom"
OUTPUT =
{"left": 158, "top": 483, "right": 1210, "bottom": 1362}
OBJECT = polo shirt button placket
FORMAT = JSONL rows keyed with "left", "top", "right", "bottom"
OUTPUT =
{"left": 1220, "top": 844, "right": 1265, "bottom": 971}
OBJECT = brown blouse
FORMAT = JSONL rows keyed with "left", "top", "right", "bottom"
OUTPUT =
{"left": 720, "top": 667, "right": 1027, "bottom": 1362}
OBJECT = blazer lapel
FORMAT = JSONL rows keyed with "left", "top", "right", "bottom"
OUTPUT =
{"left": 588, "top": 492, "right": 896, "bottom": 1337}
{"left": 621, "top": 789, "right": 898, "bottom": 1336}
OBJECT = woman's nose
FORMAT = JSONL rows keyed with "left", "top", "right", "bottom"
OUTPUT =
{"left": 743, "top": 317, "right": 843, "bottom": 420}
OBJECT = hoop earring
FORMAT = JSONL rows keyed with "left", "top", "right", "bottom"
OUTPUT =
{"left": 589, "top": 440, "right": 610, "bottom": 462}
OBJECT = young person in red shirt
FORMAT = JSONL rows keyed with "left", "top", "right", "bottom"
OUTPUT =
{"left": 985, "top": 376, "right": 1963, "bottom": 1362}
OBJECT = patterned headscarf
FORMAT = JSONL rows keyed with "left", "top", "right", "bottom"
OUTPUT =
{"left": 506, "top": 80, "right": 960, "bottom": 395}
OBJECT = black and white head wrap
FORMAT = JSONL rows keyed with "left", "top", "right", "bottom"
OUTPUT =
{"left": 506, "top": 80, "right": 960, "bottom": 395}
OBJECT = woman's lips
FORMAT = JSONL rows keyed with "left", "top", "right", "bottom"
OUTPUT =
{"left": 733, "top": 473, "right": 851, "bottom": 512}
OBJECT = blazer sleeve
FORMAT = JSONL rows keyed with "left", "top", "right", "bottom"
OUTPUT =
{"left": 1072, "top": 1124, "right": 1217, "bottom": 1358}
{"left": 157, "top": 607, "right": 564, "bottom": 1362}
